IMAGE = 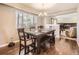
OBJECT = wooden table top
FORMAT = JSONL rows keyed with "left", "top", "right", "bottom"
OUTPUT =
{"left": 25, "top": 29, "right": 55, "bottom": 36}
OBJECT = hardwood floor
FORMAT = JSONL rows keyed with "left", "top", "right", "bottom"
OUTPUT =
{"left": 0, "top": 43, "right": 19, "bottom": 55}
{"left": 0, "top": 39, "right": 79, "bottom": 55}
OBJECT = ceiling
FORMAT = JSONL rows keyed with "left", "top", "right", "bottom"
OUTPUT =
{"left": 22, "top": 3, "right": 79, "bottom": 16}
{"left": 5, "top": 3, "right": 79, "bottom": 16}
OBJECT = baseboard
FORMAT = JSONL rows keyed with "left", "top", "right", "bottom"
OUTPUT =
{"left": 0, "top": 43, "right": 8, "bottom": 48}
{"left": 0, "top": 40, "right": 19, "bottom": 48}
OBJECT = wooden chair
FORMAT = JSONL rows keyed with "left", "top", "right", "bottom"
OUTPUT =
{"left": 38, "top": 25, "right": 44, "bottom": 32}
{"left": 38, "top": 33, "right": 55, "bottom": 53}
{"left": 49, "top": 31, "right": 55, "bottom": 46}
{"left": 17, "top": 28, "right": 37, "bottom": 55}
{"left": 46, "top": 30, "right": 55, "bottom": 47}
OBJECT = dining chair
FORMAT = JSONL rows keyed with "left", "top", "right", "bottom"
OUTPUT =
{"left": 30, "top": 26, "right": 36, "bottom": 31}
{"left": 49, "top": 31, "right": 55, "bottom": 46}
{"left": 38, "top": 25, "right": 44, "bottom": 32}
{"left": 39, "top": 34, "right": 53, "bottom": 53}
{"left": 17, "top": 28, "right": 37, "bottom": 55}
{"left": 46, "top": 30, "right": 55, "bottom": 47}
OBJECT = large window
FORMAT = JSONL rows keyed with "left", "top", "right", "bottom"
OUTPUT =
{"left": 16, "top": 10, "right": 38, "bottom": 28}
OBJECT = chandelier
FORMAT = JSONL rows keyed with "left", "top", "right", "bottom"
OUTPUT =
{"left": 38, "top": 11, "right": 47, "bottom": 16}
{"left": 31, "top": 3, "right": 56, "bottom": 16}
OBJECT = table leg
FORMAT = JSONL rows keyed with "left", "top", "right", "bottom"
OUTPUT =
{"left": 36, "top": 37, "right": 41, "bottom": 54}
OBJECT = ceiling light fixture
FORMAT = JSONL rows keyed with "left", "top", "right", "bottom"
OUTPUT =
{"left": 38, "top": 12, "right": 47, "bottom": 16}
{"left": 32, "top": 3, "right": 56, "bottom": 16}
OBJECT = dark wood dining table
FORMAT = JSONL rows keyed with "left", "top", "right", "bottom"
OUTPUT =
{"left": 25, "top": 29, "right": 55, "bottom": 54}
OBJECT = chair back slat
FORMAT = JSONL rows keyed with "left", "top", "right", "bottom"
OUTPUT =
{"left": 17, "top": 28, "right": 26, "bottom": 41}
{"left": 17, "top": 28, "right": 37, "bottom": 55}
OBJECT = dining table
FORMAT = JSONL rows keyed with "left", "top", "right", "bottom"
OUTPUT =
{"left": 25, "top": 29, "right": 55, "bottom": 54}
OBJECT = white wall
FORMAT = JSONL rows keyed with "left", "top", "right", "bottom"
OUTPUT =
{"left": 0, "top": 4, "right": 44, "bottom": 47}
{"left": 0, "top": 4, "right": 19, "bottom": 47}
{"left": 37, "top": 16, "right": 44, "bottom": 26}
{"left": 77, "top": 6, "right": 79, "bottom": 46}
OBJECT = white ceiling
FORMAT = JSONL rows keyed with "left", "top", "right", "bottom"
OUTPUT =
{"left": 22, "top": 3, "right": 79, "bottom": 16}
{"left": 5, "top": 3, "right": 79, "bottom": 16}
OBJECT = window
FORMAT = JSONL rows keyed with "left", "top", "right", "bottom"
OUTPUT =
{"left": 16, "top": 10, "right": 38, "bottom": 28}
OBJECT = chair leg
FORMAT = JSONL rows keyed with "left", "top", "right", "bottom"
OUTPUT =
{"left": 33, "top": 43, "right": 36, "bottom": 55}
{"left": 19, "top": 49, "right": 21, "bottom": 55}
{"left": 24, "top": 46, "right": 29, "bottom": 55}
{"left": 24, "top": 46, "right": 27, "bottom": 55}
{"left": 19, "top": 42, "right": 21, "bottom": 55}
{"left": 33, "top": 44, "right": 37, "bottom": 55}
{"left": 28, "top": 46, "right": 29, "bottom": 54}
